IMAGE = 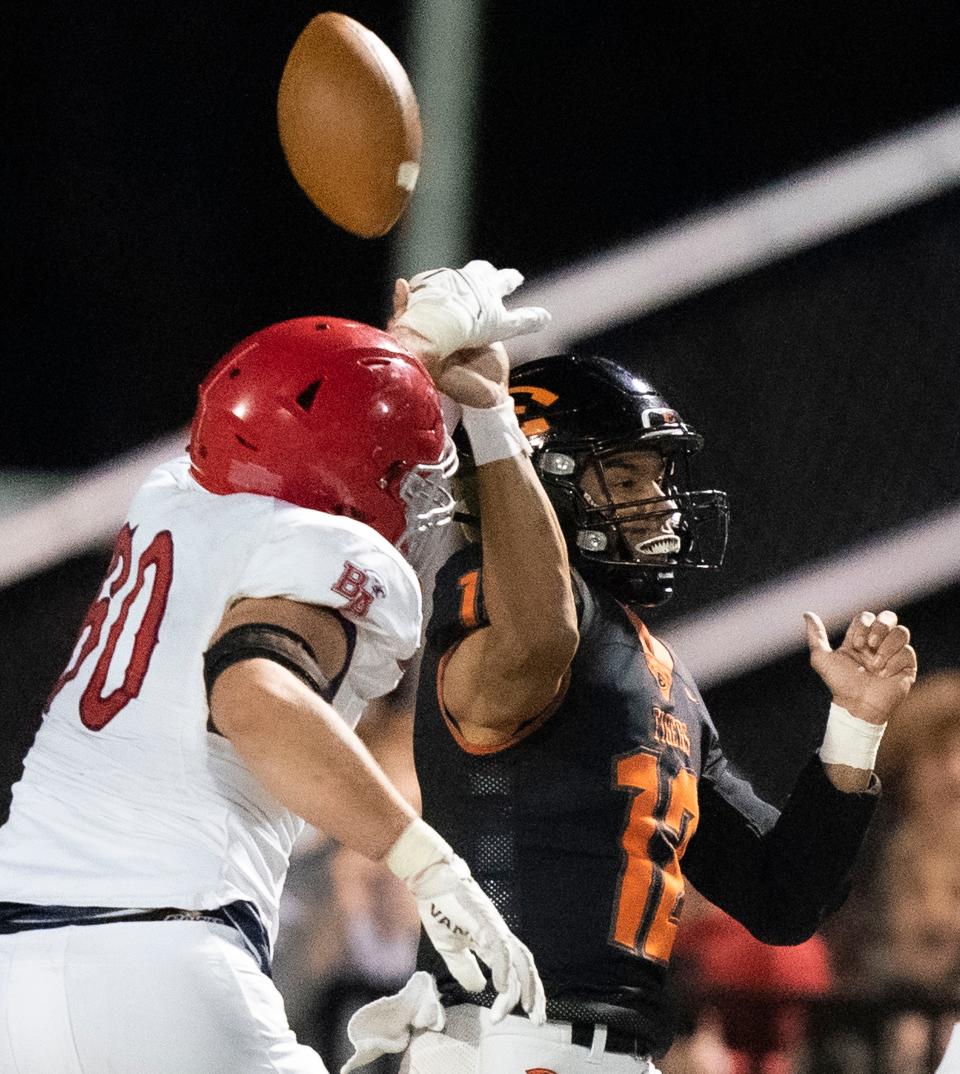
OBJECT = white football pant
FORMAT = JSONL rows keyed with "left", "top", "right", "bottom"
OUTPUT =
{"left": 400, "top": 1003, "right": 660, "bottom": 1074}
{"left": 0, "top": 919, "right": 326, "bottom": 1074}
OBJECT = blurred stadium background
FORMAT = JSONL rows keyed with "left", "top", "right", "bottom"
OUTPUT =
{"left": 3, "top": 2, "right": 960, "bottom": 1071}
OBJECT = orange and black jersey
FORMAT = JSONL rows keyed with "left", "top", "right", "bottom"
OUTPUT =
{"left": 414, "top": 543, "right": 879, "bottom": 1055}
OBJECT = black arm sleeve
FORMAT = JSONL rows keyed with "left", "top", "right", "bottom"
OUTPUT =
{"left": 682, "top": 726, "right": 880, "bottom": 945}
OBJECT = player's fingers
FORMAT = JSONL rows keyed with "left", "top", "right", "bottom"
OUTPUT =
{"left": 862, "top": 621, "right": 892, "bottom": 658}
{"left": 866, "top": 610, "right": 898, "bottom": 649}
{"left": 460, "top": 259, "right": 496, "bottom": 295}
{"left": 529, "top": 972, "right": 547, "bottom": 1025}
{"left": 880, "top": 645, "right": 918, "bottom": 680}
{"left": 843, "top": 611, "right": 876, "bottom": 651}
{"left": 802, "top": 611, "right": 831, "bottom": 655}
{"left": 860, "top": 610, "right": 898, "bottom": 662}
{"left": 441, "top": 949, "right": 486, "bottom": 992}
{"left": 392, "top": 277, "right": 410, "bottom": 320}
{"left": 503, "top": 307, "right": 552, "bottom": 337}
{"left": 495, "top": 267, "right": 524, "bottom": 296}
{"left": 488, "top": 936, "right": 515, "bottom": 995}
{"left": 874, "top": 623, "right": 910, "bottom": 665}
{"left": 516, "top": 941, "right": 546, "bottom": 1023}
{"left": 489, "top": 967, "right": 521, "bottom": 1024}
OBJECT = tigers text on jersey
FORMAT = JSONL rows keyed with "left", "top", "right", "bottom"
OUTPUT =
{"left": 414, "top": 543, "right": 878, "bottom": 1056}
{"left": 0, "top": 456, "right": 421, "bottom": 946}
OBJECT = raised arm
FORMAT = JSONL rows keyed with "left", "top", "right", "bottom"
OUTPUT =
{"left": 390, "top": 265, "right": 578, "bottom": 740}
{"left": 684, "top": 607, "right": 916, "bottom": 943}
{"left": 447, "top": 390, "right": 579, "bottom": 735}
{"left": 425, "top": 343, "right": 578, "bottom": 738}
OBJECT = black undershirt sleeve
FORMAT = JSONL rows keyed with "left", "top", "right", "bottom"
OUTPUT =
{"left": 683, "top": 739, "right": 879, "bottom": 945}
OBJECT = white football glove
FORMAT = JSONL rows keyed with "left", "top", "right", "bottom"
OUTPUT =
{"left": 340, "top": 971, "right": 445, "bottom": 1074}
{"left": 386, "top": 818, "right": 546, "bottom": 1024}
{"left": 393, "top": 260, "right": 551, "bottom": 359}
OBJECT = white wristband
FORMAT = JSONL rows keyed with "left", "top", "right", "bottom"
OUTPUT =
{"left": 460, "top": 396, "right": 532, "bottom": 465}
{"left": 818, "top": 702, "right": 886, "bottom": 770}
{"left": 385, "top": 818, "right": 452, "bottom": 883}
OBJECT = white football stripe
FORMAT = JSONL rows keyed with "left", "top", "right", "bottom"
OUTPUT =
{"left": 396, "top": 161, "right": 420, "bottom": 193}
{"left": 661, "top": 500, "right": 960, "bottom": 687}
{"left": 507, "top": 106, "right": 960, "bottom": 360}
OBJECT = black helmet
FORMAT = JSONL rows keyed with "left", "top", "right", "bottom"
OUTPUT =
{"left": 458, "top": 354, "right": 729, "bottom": 607}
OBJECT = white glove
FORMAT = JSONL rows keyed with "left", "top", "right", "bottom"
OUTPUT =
{"left": 340, "top": 971, "right": 445, "bottom": 1074}
{"left": 386, "top": 818, "right": 546, "bottom": 1024}
{"left": 393, "top": 260, "right": 551, "bottom": 359}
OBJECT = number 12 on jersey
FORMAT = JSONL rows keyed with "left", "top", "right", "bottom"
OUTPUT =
{"left": 610, "top": 749, "right": 698, "bottom": 964}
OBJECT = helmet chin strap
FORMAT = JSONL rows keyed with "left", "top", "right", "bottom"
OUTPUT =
{"left": 576, "top": 557, "right": 676, "bottom": 609}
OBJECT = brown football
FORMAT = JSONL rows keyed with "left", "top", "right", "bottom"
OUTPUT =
{"left": 277, "top": 11, "right": 422, "bottom": 238}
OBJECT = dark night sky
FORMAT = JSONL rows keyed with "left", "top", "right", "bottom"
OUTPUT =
{"left": 2, "top": 1, "right": 960, "bottom": 804}
{"left": 4, "top": 1, "right": 959, "bottom": 468}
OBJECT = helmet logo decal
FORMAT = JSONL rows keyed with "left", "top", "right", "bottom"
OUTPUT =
{"left": 509, "top": 384, "right": 559, "bottom": 437}
{"left": 641, "top": 407, "right": 680, "bottom": 429}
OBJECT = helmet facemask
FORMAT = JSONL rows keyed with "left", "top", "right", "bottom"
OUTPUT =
{"left": 395, "top": 433, "right": 459, "bottom": 573}
{"left": 537, "top": 441, "right": 729, "bottom": 607}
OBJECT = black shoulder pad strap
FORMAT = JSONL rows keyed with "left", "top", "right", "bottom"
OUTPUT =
{"left": 203, "top": 623, "right": 334, "bottom": 703}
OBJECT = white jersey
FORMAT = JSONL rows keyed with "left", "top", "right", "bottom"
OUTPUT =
{"left": 0, "top": 456, "right": 421, "bottom": 945}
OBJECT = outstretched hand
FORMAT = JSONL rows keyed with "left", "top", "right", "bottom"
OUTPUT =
{"left": 803, "top": 609, "right": 917, "bottom": 724}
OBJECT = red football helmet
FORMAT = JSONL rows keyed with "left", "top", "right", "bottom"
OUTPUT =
{"left": 189, "top": 317, "right": 456, "bottom": 563}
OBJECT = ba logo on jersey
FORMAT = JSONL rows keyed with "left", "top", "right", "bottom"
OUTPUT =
{"left": 526, "top": 1069, "right": 559, "bottom": 1074}
{"left": 331, "top": 561, "right": 384, "bottom": 617}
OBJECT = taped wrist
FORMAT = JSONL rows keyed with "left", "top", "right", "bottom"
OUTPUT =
{"left": 460, "top": 396, "right": 532, "bottom": 465}
{"left": 203, "top": 623, "right": 333, "bottom": 702}
{"left": 819, "top": 702, "right": 887, "bottom": 770}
